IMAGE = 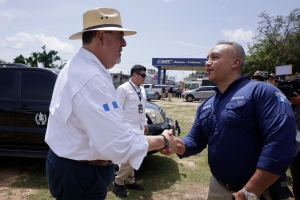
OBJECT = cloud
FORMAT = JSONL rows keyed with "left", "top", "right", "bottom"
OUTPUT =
{"left": 0, "top": 0, "right": 6, "bottom": 3}
{"left": 221, "top": 6, "right": 226, "bottom": 9}
{"left": 170, "top": 40, "right": 208, "bottom": 48}
{"left": 6, "top": 32, "right": 75, "bottom": 52}
{"left": 222, "top": 28, "right": 254, "bottom": 42}
{"left": 0, "top": 11, "right": 13, "bottom": 21}
{"left": 0, "top": 38, "right": 7, "bottom": 46}
{"left": 164, "top": 0, "right": 172, "bottom": 2}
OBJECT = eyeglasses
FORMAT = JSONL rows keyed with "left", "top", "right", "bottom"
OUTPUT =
{"left": 136, "top": 73, "right": 146, "bottom": 78}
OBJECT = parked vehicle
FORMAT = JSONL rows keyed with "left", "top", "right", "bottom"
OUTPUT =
{"left": 183, "top": 79, "right": 216, "bottom": 91}
{"left": 142, "top": 84, "right": 179, "bottom": 98}
{"left": 182, "top": 86, "right": 216, "bottom": 102}
{"left": 145, "top": 90, "right": 159, "bottom": 101}
{"left": 0, "top": 63, "right": 181, "bottom": 159}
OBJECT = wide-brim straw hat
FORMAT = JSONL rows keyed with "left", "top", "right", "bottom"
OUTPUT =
{"left": 69, "top": 7, "right": 136, "bottom": 40}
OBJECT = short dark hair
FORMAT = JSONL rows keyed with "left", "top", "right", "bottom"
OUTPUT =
{"left": 82, "top": 31, "right": 113, "bottom": 45}
{"left": 131, "top": 64, "right": 147, "bottom": 76}
{"left": 82, "top": 31, "right": 98, "bottom": 45}
{"left": 217, "top": 41, "right": 246, "bottom": 72}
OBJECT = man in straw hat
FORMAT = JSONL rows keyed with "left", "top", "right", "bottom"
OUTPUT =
{"left": 45, "top": 7, "right": 177, "bottom": 200}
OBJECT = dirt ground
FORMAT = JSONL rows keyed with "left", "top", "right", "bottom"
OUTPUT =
{"left": 0, "top": 169, "right": 38, "bottom": 199}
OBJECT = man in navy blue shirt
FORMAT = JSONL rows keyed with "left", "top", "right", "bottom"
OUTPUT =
{"left": 167, "top": 41, "right": 296, "bottom": 200}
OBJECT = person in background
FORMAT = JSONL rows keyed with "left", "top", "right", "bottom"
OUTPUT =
{"left": 177, "top": 87, "right": 182, "bottom": 99}
{"left": 161, "top": 86, "right": 166, "bottom": 100}
{"left": 266, "top": 74, "right": 279, "bottom": 86}
{"left": 251, "top": 71, "right": 264, "bottom": 81}
{"left": 168, "top": 85, "right": 173, "bottom": 101}
{"left": 113, "top": 64, "right": 148, "bottom": 197}
{"left": 288, "top": 91, "right": 300, "bottom": 199}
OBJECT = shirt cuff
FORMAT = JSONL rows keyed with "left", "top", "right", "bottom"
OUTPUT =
{"left": 256, "top": 156, "right": 287, "bottom": 176}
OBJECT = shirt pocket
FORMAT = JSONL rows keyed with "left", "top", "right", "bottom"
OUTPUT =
{"left": 199, "top": 108, "right": 213, "bottom": 136}
{"left": 224, "top": 99, "right": 247, "bottom": 127}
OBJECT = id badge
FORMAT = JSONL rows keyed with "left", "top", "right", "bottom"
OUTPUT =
{"left": 138, "top": 104, "right": 143, "bottom": 113}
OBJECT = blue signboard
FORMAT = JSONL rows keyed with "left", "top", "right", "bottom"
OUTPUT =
{"left": 152, "top": 58, "right": 207, "bottom": 66}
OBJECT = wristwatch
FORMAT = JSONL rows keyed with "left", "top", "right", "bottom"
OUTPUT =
{"left": 242, "top": 187, "right": 260, "bottom": 200}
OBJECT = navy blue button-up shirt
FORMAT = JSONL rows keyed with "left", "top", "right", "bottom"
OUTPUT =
{"left": 179, "top": 76, "right": 296, "bottom": 185}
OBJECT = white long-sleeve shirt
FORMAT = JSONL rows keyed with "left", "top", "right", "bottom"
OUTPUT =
{"left": 45, "top": 47, "right": 148, "bottom": 170}
{"left": 116, "top": 80, "right": 147, "bottom": 129}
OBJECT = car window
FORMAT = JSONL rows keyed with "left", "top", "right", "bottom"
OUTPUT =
{"left": 143, "top": 85, "right": 150, "bottom": 88}
{"left": 206, "top": 87, "right": 214, "bottom": 91}
{"left": 153, "top": 85, "right": 162, "bottom": 88}
{"left": 0, "top": 71, "right": 16, "bottom": 99}
{"left": 21, "top": 72, "right": 56, "bottom": 101}
{"left": 197, "top": 88, "right": 206, "bottom": 91}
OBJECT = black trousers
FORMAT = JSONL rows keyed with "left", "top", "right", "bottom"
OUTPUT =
{"left": 291, "top": 151, "right": 300, "bottom": 200}
{"left": 46, "top": 148, "right": 115, "bottom": 200}
{"left": 177, "top": 93, "right": 181, "bottom": 98}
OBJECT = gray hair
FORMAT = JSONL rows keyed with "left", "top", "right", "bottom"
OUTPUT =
{"left": 217, "top": 41, "right": 246, "bottom": 72}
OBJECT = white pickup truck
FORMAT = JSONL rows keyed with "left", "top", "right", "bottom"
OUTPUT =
{"left": 142, "top": 84, "right": 172, "bottom": 98}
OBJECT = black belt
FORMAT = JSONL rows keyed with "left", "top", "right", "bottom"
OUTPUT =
{"left": 78, "top": 160, "right": 113, "bottom": 166}
{"left": 218, "top": 181, "right": 244, "bottom": 192}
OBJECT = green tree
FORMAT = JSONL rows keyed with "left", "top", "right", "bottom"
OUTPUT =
{"left": 13, "top": 55, "right": 26, "bottom": 64}
{"left": 25, "top": 46, "right": 61, "bottom": 68}
{"left": 244, "top": 8, "right": 300, "bottom": 74}
{"left": 0, "top": 59, "right": 6, "bottom": 67}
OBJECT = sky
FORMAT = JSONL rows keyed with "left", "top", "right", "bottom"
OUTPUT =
{"left": 0, "top": 0, "right": 299, "bottom": 81}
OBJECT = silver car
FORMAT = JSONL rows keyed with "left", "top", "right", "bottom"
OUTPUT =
{"left": 182, "top": 86, "right": 216, "bottom": 102}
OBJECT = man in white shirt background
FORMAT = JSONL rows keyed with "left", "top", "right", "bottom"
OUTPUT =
{"left": 113, "top": 64, "right": 148, "bottom": 197}
{"left": 45, "top": 7, "right": 177, "bottom": 200}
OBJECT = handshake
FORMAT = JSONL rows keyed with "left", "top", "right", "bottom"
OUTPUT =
{"left": 146, "top": 129, "right": 185, "bottom": 156}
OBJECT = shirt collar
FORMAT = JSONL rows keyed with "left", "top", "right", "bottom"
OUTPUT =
{"left": 77, "top": 47, "right": 111, "bottom": 79}
{"left": 213, "top": 76, "right": 247, "bottom": 93}
{"left": 129, "top": 79, "right": 140, "bottom": 89}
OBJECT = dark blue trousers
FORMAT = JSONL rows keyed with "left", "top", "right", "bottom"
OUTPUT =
{"left": 46, "top": 148, "right": 115, "bottom": 200}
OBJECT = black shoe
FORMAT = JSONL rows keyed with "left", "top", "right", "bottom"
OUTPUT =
{"left": 125, "top": 183, "right": 144, "bottom": 191}
{"left": 112, "top": 181, "right": 127, "bottom": 197}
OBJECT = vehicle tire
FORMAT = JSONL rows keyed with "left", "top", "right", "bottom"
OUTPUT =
{"left": 186, "top": 95, "right": 194, "bottom": 102}
{"left": 155, "top": 92, "right": 159, "bottom": 100}
{"left": 147, "top": 97, "right": 150, "bottom": 101}
{"left": 172, "top": 92, "right": 177, "bottom": 97}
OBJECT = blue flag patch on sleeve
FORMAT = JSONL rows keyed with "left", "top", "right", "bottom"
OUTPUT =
{"left": 112, "top": 101, "right": 118, "bottom": 109}
{"left": 103, "top": 101, "right": 119, "bottom": 111}
{"left": 103, "top": 103, "right": 110, "bottom": 111}
{"left": 275, "top": 92, "right": 289, "bottom": 103}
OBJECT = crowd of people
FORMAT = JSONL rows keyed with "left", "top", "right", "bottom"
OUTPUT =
{"left": 44, "top": 7, "right": 299, "bottom": 200}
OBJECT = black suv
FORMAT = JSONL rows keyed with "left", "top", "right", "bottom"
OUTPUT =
{"left": 0, "top": 63, "right": 180, "bottom": 158}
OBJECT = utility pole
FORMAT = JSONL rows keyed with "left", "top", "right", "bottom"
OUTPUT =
{"left": 60, "top": 59, "right": 67, "bottom": 69}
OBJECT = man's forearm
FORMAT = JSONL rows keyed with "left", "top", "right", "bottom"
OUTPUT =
{"left": 245, "top": 168, "right": 280, "bottom": 197}
{"left": 233, "top": 168, "right": 280, "bottom": 199}
{"left": 146, "top": 135, "right": 165, "bottom": 151}
{"left": 176, "top": 138, "right": 186, "bottom": 155}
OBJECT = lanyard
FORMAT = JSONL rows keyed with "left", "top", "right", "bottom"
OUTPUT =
{"left": 129, "top": 81, "right": 142, "bottom": 101}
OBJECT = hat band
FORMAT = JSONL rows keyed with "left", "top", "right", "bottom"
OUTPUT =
{"left": 83, "top": 24, "right": 123, "bottom": 31}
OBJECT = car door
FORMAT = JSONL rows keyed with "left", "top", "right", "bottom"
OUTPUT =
{"left": 15, "top": 70, "right": 56, "bottom": 147}
{"left": 195, "top": 87, "right": 206, "bottom": 99}
{"left": 205, "top": 87, "right": 216, "bottom": 98}
{"left": 0, "top": 70, "right": 17, "bottom": 145}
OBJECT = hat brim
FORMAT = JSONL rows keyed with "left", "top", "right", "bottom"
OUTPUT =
{"left": 69, "top": 27, "right": 136, "bottom": 40}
